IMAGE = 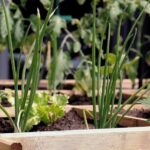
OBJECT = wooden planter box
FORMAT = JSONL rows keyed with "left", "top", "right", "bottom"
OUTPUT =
{"left": 0, "top": 105, "right": 150, "bottom": 150}
{"left": 1, "top": 127, "right": 150, "bottom": 150}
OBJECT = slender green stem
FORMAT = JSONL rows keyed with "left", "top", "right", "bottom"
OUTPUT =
{"left": 2, "top": 0, "right": 19, "bottom": 124}
{"left": 19, "top": 24, "right": 31, "bottom": 97}
{"left": 97, "top": 36, "right": 104, "bottom": 128}
{"left": 0, "top": 104, "right": 18, "bottom": 132}
{"left": 106, "top": 80, "right": 150, "bottom": 126}
{"left": 92, "top": 0, "right": 97, "bottom": 128}
{"left": 121, "top": 8, "right": 145, "bottom": 52}
{"left": 83, "top": 110, "right": 89, "bottom": 129}
{"left": 101, "top": 23, "right": 111, "bottom": 128}
{"left": 117, "top": 87, "right": 150, "bottom": 125}
{"left": 48, "top": 32, "right": 57, "bottom": 92}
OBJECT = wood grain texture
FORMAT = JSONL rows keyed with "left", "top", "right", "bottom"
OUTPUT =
{"left": 0, "top": 139, "right": 22, "bottom": 150}
{"left": 1, "top": 128, "right": 150, "bottom": 150}
{"left": 0, "top": 107, "right": 15, "bottom": 118}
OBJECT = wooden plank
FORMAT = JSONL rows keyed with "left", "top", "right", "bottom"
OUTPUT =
{"left": 0, "top": 139, "right": 22, "bottom": 150}
{"left": 119, "top": 89, "right": 149, "bottom": 100}
{"left": 1, "top": 89, "right": 83, "bottom": 97}
{"left": 1, "top": 79, "right": 149, "bottom": 89}
{"left": 0, "top": 107, "right": 15, "bottom": 118}
{"left": 0, "top": 80, "right": 75, "bottom": 89}
{"left": 1, "top": 128, "right": 150, "bottom": 150}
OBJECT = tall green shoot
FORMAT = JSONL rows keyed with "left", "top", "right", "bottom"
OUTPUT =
{"left": 1, "top": 0, "right": 55, "bottom": 132}
{"left": 92, "top": 1, "right": 150, "bottom": 128}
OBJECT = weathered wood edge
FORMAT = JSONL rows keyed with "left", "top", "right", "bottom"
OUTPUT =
{"left": 0, "top": 139, "right": 22, "bottom": 150}
{"left": 1, "top": 127, "right": 150, "bottom": 150}
{"left": 0, "top": 127, "right": 150, "bottom": 138}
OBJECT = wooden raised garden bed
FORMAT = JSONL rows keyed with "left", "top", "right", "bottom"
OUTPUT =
{"left": 1, "top": 127, "right": 150, "bottom": 150}
{"left": 0, "top": 104, "right": 150, "bottom": 150}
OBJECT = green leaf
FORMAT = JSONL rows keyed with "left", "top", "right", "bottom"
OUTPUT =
{"left": 107, "top": 53, "right": 116, "bottom": 65}
{"left": 51, "top": 16, "right": 66, "bottom": 35}
{"left": 50, "top": 94, "right": 68, "bottom": 106}
{"left": 0, "top": 7, "right": 13, "bottom": 39}
{"left": 138, "top": 98, "right": 150, "bottom": 106}
{"left": 20, "top": 0, "right": 27, "bottom": 7}
{"left": 140, "top": 0, "right": 150, "bottom": 14}
{"left": 73, "top": 41, "right": 81, "bottom": 53}
{"left": 37, "top": 105, "right": 50, "bottom": 124}
{"left": 77, "top": 0, "right": 86, "bottom": 5}
{"left": 123, "top": 56, "right": 140, "bottom": 82}
{"left": 29, "top": 15, "right": 38, "bottom": 32}
{"left": 13, "top": 8, "right": 22, "bottom": 19}
{"left": 40, "top": 0, "right": 52, "bottom": 10}
{"left": 14, "top": 20, "right": 24, "bottom": 44}
{"left": 74, "top": 67, "right": 93, "bottom": 97}
{"left": 26, "top": 115, "right": 41, "bottom": 131}
{"left": 48, "top": 51, "right": 72, "bottom": 89}
{"left": 47, "top": 104, "right": 65, "bottom": 123}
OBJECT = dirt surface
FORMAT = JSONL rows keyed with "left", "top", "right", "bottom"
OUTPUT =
{"left": 0, "top": 109, "right": 94, "bottom": 133}
{"left": 69, "top": 95, "right": 121, "bottom": 105}
{"left": 32, "top": 109, "right": 95, "bottom": 131}
{"left": 69, "top": 95, "right": 93, "bottom": 105}
{"left": 1, "top": 107, "right": 150, "bottom": 133}
{"left": 0, "top": 98, "right": 14, "bottom": 133}
{"left": 0, "top": 118, "right": 14, "bottom": 133}
{"left": 0, "top": 97, "right": 12, "bottom": 107}
{"left": 120, "top": 108, "right": 150, "bottom": 119}
{"left": 1, "top": 106, "right": 150, "bottom": 133}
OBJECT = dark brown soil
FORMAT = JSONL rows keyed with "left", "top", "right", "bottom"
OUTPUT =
{"left": 1, "top": 106, "right": 150, "bottom": 133}
{"left": 0, "top": 97, "right": 13, "bottom": 133}
{"left": 69, "top": 95, "right": 92, "bottom": 105}
{"left": 1, "top": 97, "right": 12, "bottom": 107}
{"left": 0, "top": 118, "right": 14, "bottom": 133}
{"left": 120, "top": 108, "right": 150, "bottom": 119}
{"left": 69, "top": 95, "right": 120, "bottom": 105}
{"left": 31, "top": 109, "right": 95, "bottom": 131}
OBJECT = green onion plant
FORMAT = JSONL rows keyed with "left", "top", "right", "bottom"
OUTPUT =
{"left": 92, "top": 0, "right": 150, "bottom": 128}
{"left": 0, "top": 0, "right": 55, "bottom": 132}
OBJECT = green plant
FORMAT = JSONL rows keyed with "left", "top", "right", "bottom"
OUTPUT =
{"left": 74, "top": 66, "right": 93, "bottom": 97}
{"left": 73, "top": 0, "right": 150, "bottom": 86}
{"left": 91, "top": 0, "right": 150, "bottom": 128}
{"left": 0, "top": 1, "right": 25, "bottom": 51}
{"left": 0, "top": 0, "right": 55, "bottom": 132}
{"left": 47, "top": 32, "right": 72, "bottom": 93}
{"left": 26, "top": 92, "right": 68, "bottom": 131}
{"left": 0, "top": 89, "right": 68, "bottom": 131}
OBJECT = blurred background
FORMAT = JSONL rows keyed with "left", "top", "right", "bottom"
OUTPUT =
{"left": 0, "top": 0, "right": 150, "bottom": 88}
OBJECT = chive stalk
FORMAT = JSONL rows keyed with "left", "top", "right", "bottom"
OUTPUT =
{"left": 92, "top": 0, "right": 97, "bottom": 128}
